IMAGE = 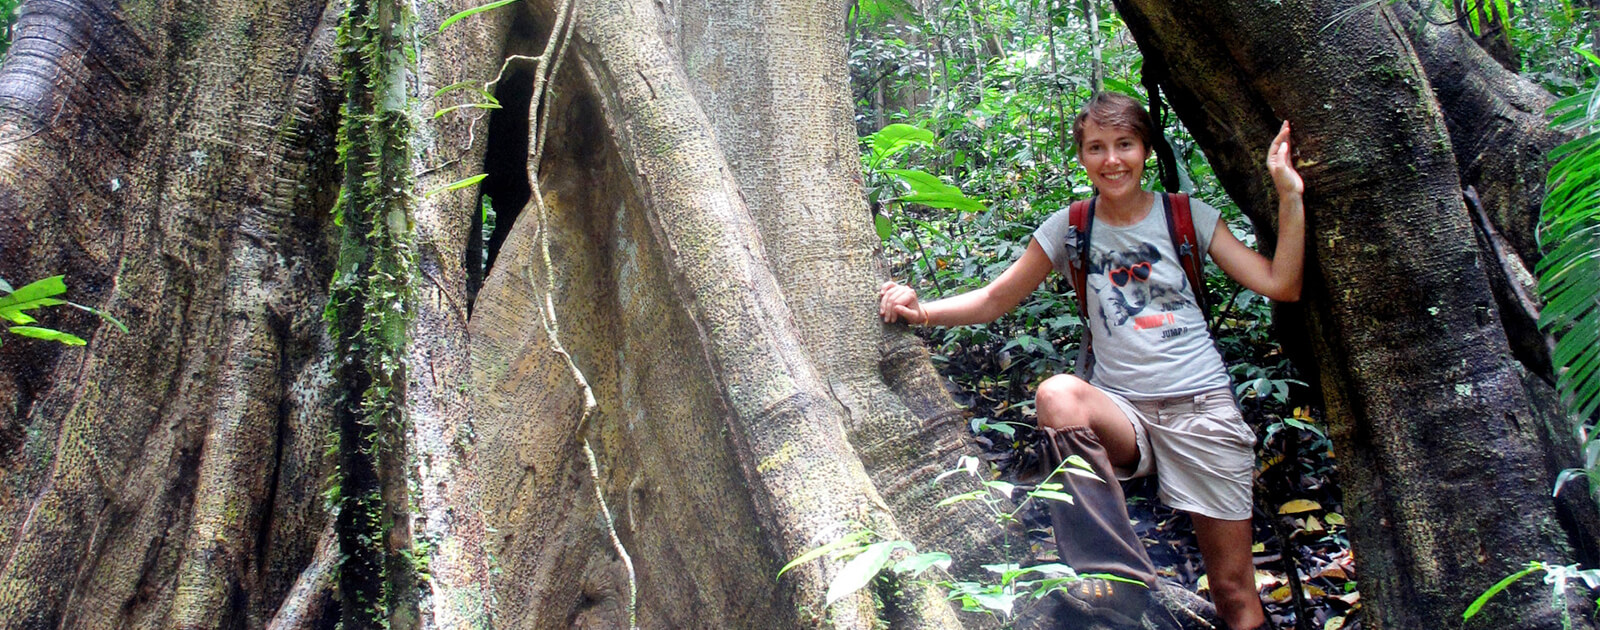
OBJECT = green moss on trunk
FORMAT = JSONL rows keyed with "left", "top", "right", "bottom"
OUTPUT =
{"left": 327, "top": 0, "right": 418, "bottom": 627}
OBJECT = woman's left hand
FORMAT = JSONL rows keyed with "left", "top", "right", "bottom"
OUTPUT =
{"left": 1268, "top": 121, "right": 1303, "bottom": 197}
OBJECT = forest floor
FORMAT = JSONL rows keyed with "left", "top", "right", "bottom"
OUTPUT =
{"left": 947, "top": 363, "right": 1359, "bottom": 630}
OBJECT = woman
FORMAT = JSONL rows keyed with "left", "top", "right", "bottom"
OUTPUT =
{"left": 879, "top": 92, "right": 1304, "bottom": 630}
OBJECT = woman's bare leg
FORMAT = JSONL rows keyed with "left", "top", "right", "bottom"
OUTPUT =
{"left": 1191, "top": 513, "right": 1267, "bottom": 630}
{"left": 1035, "top": 374, "right": 1140, "bottom": 469}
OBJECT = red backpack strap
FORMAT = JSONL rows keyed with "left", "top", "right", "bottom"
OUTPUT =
{"left": 1068, "top": 197, "right": 1097, "bottom": 376}
{"left": 1162, "top": 192, "right": 1211, "bottom": 323}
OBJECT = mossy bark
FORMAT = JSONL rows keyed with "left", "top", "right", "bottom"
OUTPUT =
{"left": 327, "top": 0, "right": 420, "bottom": 625}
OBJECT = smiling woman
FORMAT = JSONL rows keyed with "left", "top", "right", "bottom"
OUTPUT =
{"left": 879, "top": 89, "right": 1303, "bottom": 629}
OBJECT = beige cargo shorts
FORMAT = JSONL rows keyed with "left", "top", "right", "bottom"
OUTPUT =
{"left": 1103, "top": 387, "right": 1255, "bottom": 521}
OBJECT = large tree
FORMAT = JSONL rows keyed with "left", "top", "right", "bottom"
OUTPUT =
{"left": 0, "top": 1, "right": 1588, "bottom": 629}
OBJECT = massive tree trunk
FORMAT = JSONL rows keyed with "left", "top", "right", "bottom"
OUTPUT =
{"left": 1114, "top": 1, "right": 1597, "bottom": 629}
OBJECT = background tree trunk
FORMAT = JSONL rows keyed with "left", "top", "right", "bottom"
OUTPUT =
{"left": 1112, "top": 1, "right": 1596, "bottom": 628}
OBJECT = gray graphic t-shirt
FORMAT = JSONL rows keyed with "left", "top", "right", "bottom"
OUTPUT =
{"left": 1033, "top": 194, "right": 1230, "bottom": 400}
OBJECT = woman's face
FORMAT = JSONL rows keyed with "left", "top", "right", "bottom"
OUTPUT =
{"left": 1078, "top": 119, "right": 1150, "bottom": 201}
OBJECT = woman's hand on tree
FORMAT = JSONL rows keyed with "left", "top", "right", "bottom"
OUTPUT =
{"left": 1268, "top": 121, "right": 1304, "bottom": 197}
{"left": 878, "top": 281, "right": 928, "bottom": 325}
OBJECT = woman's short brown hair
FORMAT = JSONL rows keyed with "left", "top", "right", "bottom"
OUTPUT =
{"left": 1072, "top": 92, "right": 1156, "bottom": 154}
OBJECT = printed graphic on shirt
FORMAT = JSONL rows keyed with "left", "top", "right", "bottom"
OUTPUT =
{"left": 1086, "top": 242, "right": 1192, "bottom": 338}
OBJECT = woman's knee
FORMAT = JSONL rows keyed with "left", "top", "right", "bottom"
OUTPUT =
{"left": 1036, "top": 375, "right": 1092, "bottom": 430}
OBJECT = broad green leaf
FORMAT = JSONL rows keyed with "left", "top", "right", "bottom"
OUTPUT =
{"left": 777, "top": 531, "right": 870, "bottom": 579}
{"left": 881, "top": 168, "right": 960, "bottom": 196}
{"left": 900, "top": 192, "right": 986, "bottom": 213}
{"left": 0, "top": 297, "right": 64, "bottom": 323}
{"left": 825, "top": 540, "right": 913, "bottom": 607}
{"left": 8, "top": 326, "right": 86, "bottom": 346}
{"left": 0, "top": 275, "right": 67, "bottom": 310}
{"left": 867, "top": 123, "right": 935, "bottom": 166}
{"left": 424, "top": 173, "right": 489, "bottom": 198}
{"left": 893, "top": 551, "right": 952, "bottom": 576}
{"left": 874, "top": 214, "right": 894, "bottom": 242}
{"left": 439, "top": 0, "right": 519, "bottom": 33}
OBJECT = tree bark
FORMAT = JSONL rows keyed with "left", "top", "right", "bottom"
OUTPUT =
{"left": 1396, "top": 0, "right": 1566, "bottom": 270}
{"left": 1112, "top": 1, "right": 1596, "bottom": 628}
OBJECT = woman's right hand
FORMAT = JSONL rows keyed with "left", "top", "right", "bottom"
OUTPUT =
{"left": 878, "top": 281, "right": 928, "bottom": 325}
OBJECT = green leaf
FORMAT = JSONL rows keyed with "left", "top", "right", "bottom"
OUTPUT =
{"left": 0, "top": 297, "right": 65, "bottom": 324}
{"left": 893, "top": 551, "right": 952, "bottom": 576}
{"left": 1080, "top": 572, "right": 1149, "bottom": 586}
{"left": 936, "top": 490, "right": 986, "bottom": 506}
{"left": 8, "top": 326, "right": 86, "bottom": 346}
{"left": 68, "top": 302, "right": 129, "bottom": 333}
{"left": 432, "top": 81, "right": 500, "bottom": 106}
{"left": 900, "top": 192, "right": 986, "bottom": 213}
{"left": 439, "top": 0, "right": 519, "bottom": 33}
{"left": 881, "top": 168, "right": 960, "bottom": 196}
{"left": 777, "top": 530, "right": 871, "bottom": 580}
{"left": 1463, "top": 563, "right": 1545, "bottom": 619}
{"left": 983, "top": 480, "right": 1017, "bottom": 497}
{"left": 1026, "top": 490, "right": 1075, "bottom": 504}
{"left": 866, "top": 123, "right": 935, "bottom": 166}
{"left": 424, "top": 173, "right": 489, "bottom": 198}
{"left": 826, "top": 540, "right": 913, "bottom": 607}
{"left": 0, "top": 275, "right": 67, "bottom": 310}
{"left": 433, "top": 102, "right": 503, "bottom": 118}
{"left": 874, "top": 214, "right": 894, "bottom": 243}
{"left": 1102, "top": 77, "right": 1140, "bottom": 100}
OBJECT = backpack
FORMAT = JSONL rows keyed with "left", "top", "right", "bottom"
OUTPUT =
{"left": 1065, "top": 192, "right": 1210, "bottom": 377}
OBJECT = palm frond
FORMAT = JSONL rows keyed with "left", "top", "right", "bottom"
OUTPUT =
{"left": 1539, "top": 62, "right": 1600, "bottom": 421}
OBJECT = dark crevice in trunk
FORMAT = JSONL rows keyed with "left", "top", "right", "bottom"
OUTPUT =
{"left": 466, "top": 15, "right": 538, "bottom": 311}
{"left": 256, "top": 309, "right": 293, "bottom": 589}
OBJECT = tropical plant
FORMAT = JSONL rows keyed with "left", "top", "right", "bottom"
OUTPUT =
{"left": 0, "top": 275, "right": 126, "bottom": 347}
{"left": 1540, "top": 50, "right": 1600, "bottom": 423}
{"left": 780, "top": 453, "right": 1142, "bottom": 621}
